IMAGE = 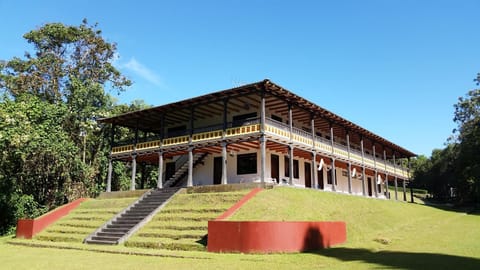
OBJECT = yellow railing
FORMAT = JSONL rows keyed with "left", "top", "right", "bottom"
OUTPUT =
{"left": 192, "top": 130, "right": 222, "bottom": 142}
{"left": 265, "top": 125, "right": 289, "bottom": 139}
{"left": 163, "top": 135, "right": 189, "bottom": 146}
{"left": 136, "top": 140, "right": 161, "bottom": 150}
{"left": 110, "top": 123, "right": 410, "bottom": 178}
{"left": 111, "top": 144, "right": 134, "bottom": 154}
{"left": 225, "top": 124, "right": 260, "bottom": 137}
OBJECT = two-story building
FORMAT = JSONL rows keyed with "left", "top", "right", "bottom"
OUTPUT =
{"left": 99, "top": 79, "right": 415, "bottom": 200}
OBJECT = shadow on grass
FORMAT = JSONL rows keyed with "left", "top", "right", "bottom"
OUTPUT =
{"left": 318, "top": 247, "right": 480, "bottom": 270}
{"left": 196, "top": 234, "right": 208, "bottom": 247}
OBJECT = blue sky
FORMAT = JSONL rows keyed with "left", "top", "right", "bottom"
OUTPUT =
{"left": 1, "top": 0, "right": 479, "bottom": 156}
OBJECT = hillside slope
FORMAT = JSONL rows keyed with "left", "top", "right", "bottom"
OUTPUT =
{"left": 230, "top": 187, "right": 480, "bottom": 259}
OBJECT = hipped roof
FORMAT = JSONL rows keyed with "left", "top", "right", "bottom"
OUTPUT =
{"left": 99, "top": 79, "right": 416, "bottom": 158}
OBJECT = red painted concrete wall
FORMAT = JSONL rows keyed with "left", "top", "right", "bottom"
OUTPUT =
{"left": 16, "top": 198, "right": 87, "bottom": 239}
{"left": 208, "top": 220, "right": 346, "bottom": 253}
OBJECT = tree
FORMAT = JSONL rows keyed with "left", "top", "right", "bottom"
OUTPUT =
{"left": 453, "top": 88, "right": 480, "bottom": 203}
{"left": 0, "top": 20, "right": 132, "bottom": 233}
{"left": 0, "top": 94, "right": 82, "bottom": 233}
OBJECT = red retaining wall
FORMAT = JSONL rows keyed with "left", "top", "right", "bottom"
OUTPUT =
{"left": 207, "top": 220, "right": 346, "bottom": 253}
{"left": 16, "top": 198, "right": 87, "bottom": 239}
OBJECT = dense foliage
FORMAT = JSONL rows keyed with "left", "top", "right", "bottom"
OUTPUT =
{"left": 0, "top": 20, "right": 159, "bottom": 234}
{"left": 412, "top": 83, "right": 480, "bottom": 204}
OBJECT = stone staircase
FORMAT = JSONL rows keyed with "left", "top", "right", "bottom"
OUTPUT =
{"left": 84, "top": 187, "right": 181, "bottom": 245}
{"left": 164, "top": 153, "right": 208, "bottom": 188}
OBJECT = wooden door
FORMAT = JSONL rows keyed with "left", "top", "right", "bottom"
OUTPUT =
{"left": 367, "top": 177, "right": 373, "bottom": 197}
{"left": 270, "top": 154, "right": 279, "bottom": 183}
{"left": 304, "top": 162, "right": 312, "bottom": 188}
{"left": 318, "top": 169, "right": 324, "bottom": 190}
{"left": 213, "top": 157, "right": 222, "bottom": 185}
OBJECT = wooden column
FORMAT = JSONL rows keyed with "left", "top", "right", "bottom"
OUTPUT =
{"left": 403, "top": 178, "right": 407, "bottom": 202}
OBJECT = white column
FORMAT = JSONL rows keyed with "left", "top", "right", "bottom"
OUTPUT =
{"left": 260, "top": 136, "right": 267, "bottom": 183}
{"left": 106, "top": 158, "right": 113, "bottom": 192}
{"left": 373, "top": 144, "right": 378, "bottom": 198}
{"left": 346, "top": 132, "right": 352, "bottom": 194}
{"left": 394, "top": 176, "right": 398, "bottom": 201}
{"left": 157, "top": 151, "right": 163, "bottom": 189}
{"left": 260, "top": 92, "right": 266, "bottom": 184}
{"left": 289, "top": 145, "right": 294, "bottom": 185}
{"left": 187, "top": 147, "right": 193, "bottom": 187}
{"left": 312, "top": 152, "right": 317, "bottom": 189}
{"left": 221, "top": 142, "right": 228, "bottom": 185}
{"left": 130, "top": 154, "right": 137, "bottom": 191}
{"left": 331, "top": 158, "right": 336, "bottom": 191}
{"left": 360, "top": 137, "right": 366, "bottom": 196}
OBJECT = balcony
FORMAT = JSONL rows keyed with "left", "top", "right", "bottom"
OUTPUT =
{"left": 111, "top": 118, "right": 409, "bottom": 178}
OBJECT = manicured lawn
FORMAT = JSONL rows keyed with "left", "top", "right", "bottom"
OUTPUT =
{"left": 2, "top": 187, "right": 479, "bottom": 269}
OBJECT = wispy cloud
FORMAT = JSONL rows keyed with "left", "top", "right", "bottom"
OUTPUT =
{"left": 120, "top": 57, "right": 163, "bottom": 87}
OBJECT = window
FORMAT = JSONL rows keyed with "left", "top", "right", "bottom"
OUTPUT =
{"left": 284, "top": 156, "right": 299, "bottom": 178}
{"left": 327, "top": 169, "right": 337, "bottom": 185}
{"left": 232, "top": 112, "right": 257, "bottom": 127}
{"left": 167, "top": 125, "right": 187, "bottom": 136}
{"left": 271, "top": 114, "right": 283, "bottom": 122}
{"left": 237, "top": 153, "right": 257, "bottom": 175}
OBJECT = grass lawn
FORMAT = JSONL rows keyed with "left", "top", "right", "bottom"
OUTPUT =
{"left": 2, "top": 187, "right": 480, "bottom": 269}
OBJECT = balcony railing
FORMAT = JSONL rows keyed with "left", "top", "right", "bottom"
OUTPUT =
{"left": 111, "top": 117, "right": 409, "bottom": 178}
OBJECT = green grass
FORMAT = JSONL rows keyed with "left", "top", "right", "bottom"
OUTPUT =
{"left": 33, "top": 197, "right": 138, "bottom": 243}
{"left": 125, "top": 190, "right": 249, "bottom": 251}
{"left": 3, "top": 186, "right": 480, "bottom": 269}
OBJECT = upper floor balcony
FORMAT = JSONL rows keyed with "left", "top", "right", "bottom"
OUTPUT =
{"left": 111, "top": 117, "right": 409, "bottom": 179}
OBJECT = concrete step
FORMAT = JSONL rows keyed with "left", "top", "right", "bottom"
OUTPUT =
{"left": 92, "top": 235, "right": 120, "bottom": 242}
{"left": 102, "top": 228, "right": 130, "bottom": 233}
{"left": 106, "top": 224, "right": 134, "bottom": 230}
{"left": 118, "top": 216, "right": 145, "bottom": 221}
{"left": 111, "top": 220, "right": 138, "bottom": 226}
{"left": 85, "top": 239, "right": 117, "bottom": 245}
{"left": 122, "top": 212, "right": 151, "bottom": 217}
{"left": 97, "top": 232, "right": 125, "bottom": 238}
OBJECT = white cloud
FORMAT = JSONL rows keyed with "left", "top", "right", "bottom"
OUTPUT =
{"left": 121, "top": 57, "right": 163, "bottom": 87}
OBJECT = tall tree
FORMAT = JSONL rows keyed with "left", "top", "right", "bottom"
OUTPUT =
{"left": 0, "top": 20, "right": 132, "bottom": 233}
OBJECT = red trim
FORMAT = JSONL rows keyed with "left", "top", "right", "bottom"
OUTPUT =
{"left": 215, "top": 188, "right": 263, "bottom": 220}
{"left": 207, "top": 220, "right": 346, "bottom": 253}
{"left": 16, "top": 198, "right": 87, "bottom": 239}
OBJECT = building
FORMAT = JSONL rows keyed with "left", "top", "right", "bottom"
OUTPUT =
{"left": 99, "top": 79, "right": 416, "bottom": 200}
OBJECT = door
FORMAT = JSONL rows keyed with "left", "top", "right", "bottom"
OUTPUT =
{"left": 165, "top": 162, "right": 176, "bottom": 181}
{"left": 367, "top": 177, "right": 373, "bottom": 197}
{"left": 318, "top": 169, "right": 324, "bottom": 190}
{"left": 304, "top": 162, "right": 312, "bottom": 188}
{"left": 213, "top": 157, "right": 222, "bottom": 185}
{"left": 271, "top": 154, "right": 279, "bottom": 183}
